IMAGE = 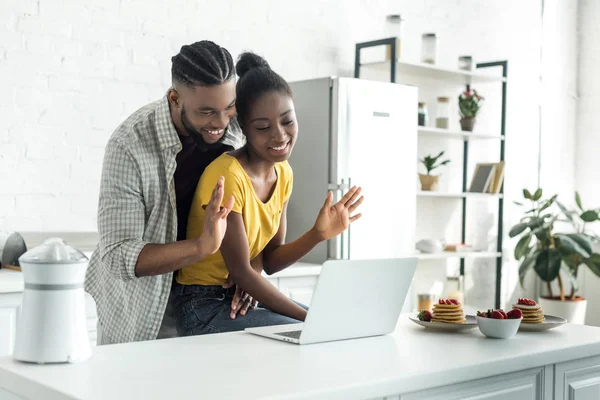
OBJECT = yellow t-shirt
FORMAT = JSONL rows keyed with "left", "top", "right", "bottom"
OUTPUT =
{"left": 177, "top": 153, "right": 293, "bottom": 286}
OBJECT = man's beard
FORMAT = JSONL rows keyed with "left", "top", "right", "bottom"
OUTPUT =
{"left": 181, "top": 106, "right": 227, "bottom": 152}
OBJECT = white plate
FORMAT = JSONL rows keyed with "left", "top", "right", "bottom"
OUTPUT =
{"left": 409, "top": 315, "right": 478, "bottom": 331}
{"left": 518, "top": 315, "right": 567, "bottom": 332}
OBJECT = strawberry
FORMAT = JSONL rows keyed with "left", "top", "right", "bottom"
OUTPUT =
{"left": 490, "top": 310, "right": 505, "bottom": 319}
{"left": 417, "top": 310, "right": 432, "bottom": 322}
{"left": 518, "top": 298, "right": 537, "bottom": 306}
{"left": 438, "top": 298, "right": 451, "bottom": 305}
{"left": 449, "top": 299, "right": 460, "bottom": 305}
{"left": 476, "top": 311, "right": 487, "bottom": 318}
{"left": 507, "top": 309, "right": 523, "bottom": 319}
{"left": 498, "top": 309, "right": 508, "bottom": 319}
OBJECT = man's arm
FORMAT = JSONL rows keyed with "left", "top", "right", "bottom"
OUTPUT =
{"left": 220, "top": 212, "right": 307, "bottom": 322}
{"left": 97, "top": 141, "right": 231, "bottom": 280}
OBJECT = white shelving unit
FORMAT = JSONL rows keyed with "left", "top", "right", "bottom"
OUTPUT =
{"left": 418, "top": 127, "right": 505, "bottom": 141}
{"left": 360, "top": 60, "right": 506, "bottom": 84}
{"left": 416, "top": 252, "right": 502, "bottom": 260}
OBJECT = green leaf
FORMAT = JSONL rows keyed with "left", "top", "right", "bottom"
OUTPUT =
{"left": 533, "top": 227, "right": 550, "bottom": 242}
{"left": 584, "top": 254, "right": 600, "bottom": 279}
{"left": 519, "top": 252, "right": 538, "bottom": 287}
{"left": 566, "top": 233, "right": 593, "bottom": 256}
{"left": 555, "top": 234, "right": 591, "bottom": 259}
{"left": 514, "top": 201, "right": 524, "bottom": 206}
{"left": 539, "top": 198, "right": 555, "bottom": 213}
{"left": 580, "top": 210, "right": 599, "bottom": 222}
{"left": 523, "top": 189, "right": 533, "bottom": 200}
{"left": 534, "top": 248, "right": 562, "bottom": 282}
{"left": 555, "top": 201, "right": 574, "bottom": 223}
{"left": 509, "top": 223, "right": 529, "bottom": 238}
{"left": 576, "top": 192, "right": 583, "bottom": 211}
{"left": 514, "top": 234, "right": 532, "bottom": 260}
{"left": 527, "top": 217, "right": 544, "bottom": 230}
{"left": 533, "top": 189, "right": 543, "bottom": 201}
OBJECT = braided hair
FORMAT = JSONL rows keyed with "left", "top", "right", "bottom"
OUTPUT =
{"left": 235, "top": 52, "right": 292, "bottom": 125}
{"left": 171, "top": 40, "right": 235, "bottom": 87}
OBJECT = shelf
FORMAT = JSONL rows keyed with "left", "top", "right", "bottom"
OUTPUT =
{"left": 417, "top": 191, "right": 503, "bottom": 199}
{"left": 416, "top": 251, "right": 502, "bottom": 260}
{"left": 418, "top": 127, "right": 504, "bottom": 141}
{"left": 360, "top": 60, "right": 507, "bottom": 83}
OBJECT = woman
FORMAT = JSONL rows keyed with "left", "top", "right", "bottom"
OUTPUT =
{"left": 173, "top": 52, "right": 363, "bottom": 336}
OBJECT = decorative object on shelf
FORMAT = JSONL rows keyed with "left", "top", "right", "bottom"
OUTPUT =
{"left": 435, "top": 97, "right": 450, "bottom": 129}
{"left": 385, "top": 14, "right": 405, "bottom": 61}
{"left": 510, "top": 189, "right": 600, "bottom": 324}
{"left": 468, "top": 163, "right": 496, "bottom": 193}
{"left": 0, "top": 231, "right": 27, "bottom": 271}
{"left": 417, "top": 102, "right": 427, "bottom": 126}
{"left": 458, "top": 85, "right": 484, "bottom": 131}
{"left": 416, "top": 239, "right": 445, "bottom": 254}
{"left": 421, "top": 33, "right": 437, "bottom": 64}
{"left": 419, "top": 151, "right": 450, "bottom": 191}
{"left": 444, "top": 243, "right": 474, "bottom": 252}
{"left": 486, "top": 161, "right": 505, "bottom": 194}
{"left": 443, "top": 275, "right": 464, "bottom": 305}
{"left": 458, "top": 56, "right": 473, "bottom": 71}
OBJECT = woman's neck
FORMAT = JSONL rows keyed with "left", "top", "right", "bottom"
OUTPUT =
{"left": 236, "top": 145, "right": 276, "bottom": 179}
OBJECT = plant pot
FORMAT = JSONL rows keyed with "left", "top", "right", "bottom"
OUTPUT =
{"left": 460, "top": 117, "right": 476, "bottom": 132}
{"left": 419, "top": 174, "right": 439, "bottom": 191}
{"left": 539, "top": 296, "right": 588, "bottom": 325}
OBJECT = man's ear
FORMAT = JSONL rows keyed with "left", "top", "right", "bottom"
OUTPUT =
{"left": 167, "top": 88, "right": 180, "bottom": 108}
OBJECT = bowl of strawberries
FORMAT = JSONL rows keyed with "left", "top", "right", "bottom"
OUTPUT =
{"left": 475, "top": 308, "right": 523, "bottom": 339}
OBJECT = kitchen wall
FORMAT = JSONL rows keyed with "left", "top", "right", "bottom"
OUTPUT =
{"left": 575, "top": 0, "right": 600, "bottom": 326}
{"left": 0, "top": 0, "right": 582, "bottom": 308}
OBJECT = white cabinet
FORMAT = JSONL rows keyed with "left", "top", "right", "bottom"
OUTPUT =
{"left": 555, "top": 355, "right": 600, "bottom": 400}
{"left": 400, "top": 367, "right": 548, "bottom": 400}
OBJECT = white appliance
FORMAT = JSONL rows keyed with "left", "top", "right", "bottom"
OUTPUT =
{"left": 246, "top": 258, "right": 417, "bottom": 344}
{"left": 286, "top": 77, "right": 418, "bottom": 262}
{"left": 13, "top": 238, "right": 91, "bottom": 364}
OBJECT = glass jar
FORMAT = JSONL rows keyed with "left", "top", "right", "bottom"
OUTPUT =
{"left": 385, "top": 14, "right": 405, "bottom": 60}
{"left": 421, "top": 33, "right": 437, "bottom": 64}
{"left": 436, "top": 97, "right": 450, "bottom": 129}
{"left": 418, "top": 102, "right": 427, "bottom": 126}
{"left": 417, "top": 293, "right": 434, "bottom": 311}
{"left": 458, "top": 55, "right": 473, "bottom": 71}
{"left": 444, "top": 275, "right": 465, "bottom": 305}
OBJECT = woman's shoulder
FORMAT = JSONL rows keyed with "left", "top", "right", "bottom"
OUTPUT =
{"left": 276, "top": 160, "right": 293, "bottom": 178}
{"left": 205, "top": 152, "right": 245, "bottom": 177}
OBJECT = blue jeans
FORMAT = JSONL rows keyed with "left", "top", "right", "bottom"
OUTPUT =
{"left": 173, "top": 282, "right": 305, "bottom": 336}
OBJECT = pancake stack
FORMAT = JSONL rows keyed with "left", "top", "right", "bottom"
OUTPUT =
{"left": 512, "top": 303, "right": 545, "bottom": 323}
{"left": 432, "top": 301, "right": 466, "bottom": 324}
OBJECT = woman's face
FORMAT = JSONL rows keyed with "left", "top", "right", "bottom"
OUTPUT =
{"left": 243, "top": 91, "right": 298, "bottom": 163}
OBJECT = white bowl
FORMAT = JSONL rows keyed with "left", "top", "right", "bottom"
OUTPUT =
{"left": 476, "top": 316, "right": 522, "bottom": 339}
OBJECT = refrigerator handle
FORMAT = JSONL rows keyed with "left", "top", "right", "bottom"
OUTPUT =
{"left": 346, "top": 177, "right": 352, "bottom": 260}
{"left": 326, "top": 178, "right": 352, "bottom": 260}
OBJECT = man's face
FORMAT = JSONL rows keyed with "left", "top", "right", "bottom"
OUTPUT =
{"left": 168, "top": 79, "right": 236, "bottom": 149}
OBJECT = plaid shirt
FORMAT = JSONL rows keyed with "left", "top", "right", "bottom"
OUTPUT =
{"left": 85, "top": 95, "right": 242, "bottom": 344}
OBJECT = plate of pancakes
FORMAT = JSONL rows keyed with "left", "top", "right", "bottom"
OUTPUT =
{"left": 512, "top": 299, "right": 567, "bottom": 331}
{"left": 410, "top": 299, "right": 477, "bottom": 331}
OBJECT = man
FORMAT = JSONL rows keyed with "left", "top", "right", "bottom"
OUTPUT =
{"left": 85, "top": 40, "right": 254, "bottom": 345}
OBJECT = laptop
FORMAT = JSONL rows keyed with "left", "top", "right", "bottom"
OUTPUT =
{"left": 245, "top": 257, "right": 417, "bottom": 345}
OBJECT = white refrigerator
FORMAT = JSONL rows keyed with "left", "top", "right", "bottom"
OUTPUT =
{"left": 286, "top": 77, "right": 418, "bottom": 264}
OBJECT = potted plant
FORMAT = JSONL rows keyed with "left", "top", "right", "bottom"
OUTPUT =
{"left": 509, "top": 188, "right": 600, "bottom": 324}
{"left": 458, "top": 84, "right": 484, "bottom": 132}
{"left": 419, "top": 151, "right": 450, "bottom": 191}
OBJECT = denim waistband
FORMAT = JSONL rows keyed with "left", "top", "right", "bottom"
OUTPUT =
{"left": 172, "top": 280, "right": 236, "bottom": 298}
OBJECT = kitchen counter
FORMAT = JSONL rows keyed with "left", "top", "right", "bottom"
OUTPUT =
{"left": 1, "top": 317, "right": 600, "bottom": 400}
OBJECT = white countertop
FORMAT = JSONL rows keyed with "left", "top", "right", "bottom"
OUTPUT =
{"left": 1, "top": 317, "right": 600, "bottom": 400}
{"left": 0, "top": 270, "right": 24, "bottom": 293}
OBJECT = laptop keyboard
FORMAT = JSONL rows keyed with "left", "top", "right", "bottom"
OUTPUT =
{"left": 275, "top": 330, "right": 302, "bottom": 339}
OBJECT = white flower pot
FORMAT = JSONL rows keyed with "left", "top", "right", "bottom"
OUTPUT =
{"left": 539, "top": 297, "right": 588, "bottom": 325}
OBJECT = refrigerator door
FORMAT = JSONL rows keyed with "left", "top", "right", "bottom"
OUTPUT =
{"left": 331, "top": 78, "right": 418, "bottom": 260}
{"left": 286, "top": 78, "right": 335, "bottom": 264}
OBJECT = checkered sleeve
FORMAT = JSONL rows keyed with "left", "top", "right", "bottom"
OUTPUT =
{"left": 97, "top": 139, "right": 148, "bottom": 281}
